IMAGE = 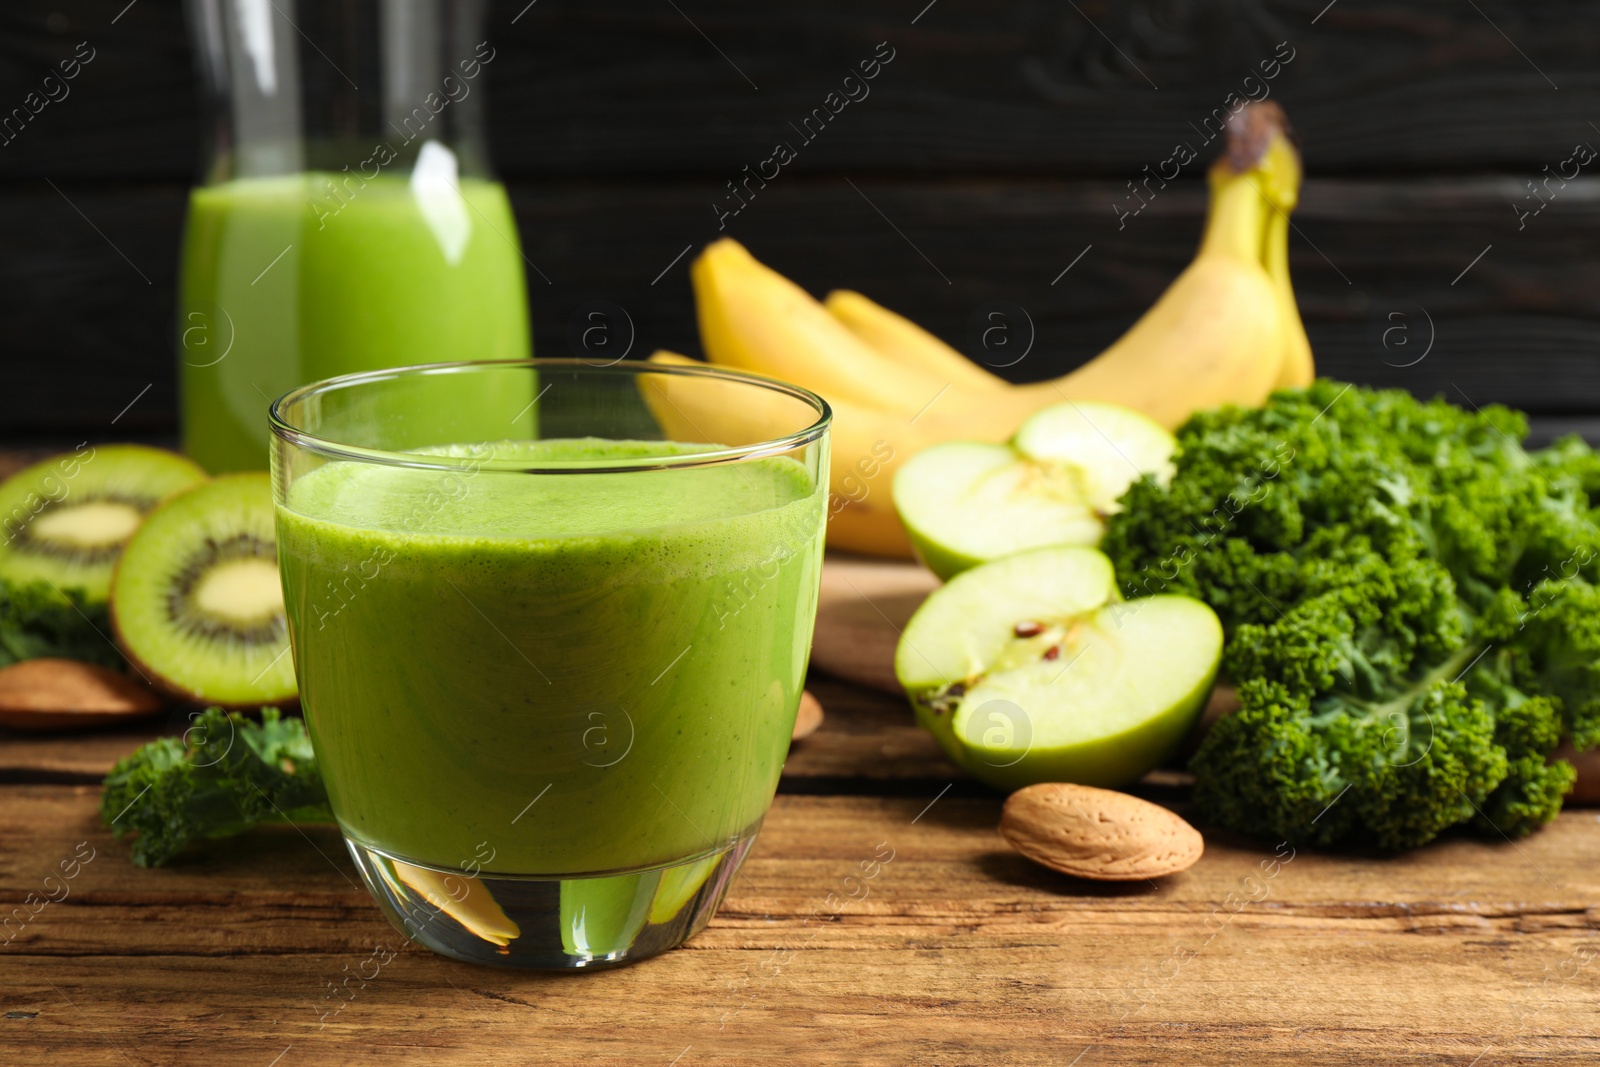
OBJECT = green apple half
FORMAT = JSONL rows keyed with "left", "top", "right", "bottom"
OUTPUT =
{"left": 892, "top": 400, "right": 1176, "bottom": 580}
{"left": 895, "top": 545, "right": 1222, "bottom": 791}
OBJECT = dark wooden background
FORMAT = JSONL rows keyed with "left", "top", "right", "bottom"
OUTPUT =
{"left": 3, "top": 0, "right": 1599, "bottom": 443}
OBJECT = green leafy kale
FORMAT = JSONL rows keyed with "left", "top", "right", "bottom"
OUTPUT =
{"left": 1103, "top": 381, "right": 1600, "bottom": 850}
{"left": 0, "top": 578, "right": 122, "bottom": 670}
{"left": 101, "top": 707, "right": 333, "bottom": 867}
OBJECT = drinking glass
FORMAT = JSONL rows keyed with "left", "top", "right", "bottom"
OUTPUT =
{"left": 270, "top": 360, "right": 830, "bottom": 968}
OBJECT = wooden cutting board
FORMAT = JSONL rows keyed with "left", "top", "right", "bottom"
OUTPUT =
{"left": 811, "top": 554, "right": 938, "bottom": 695}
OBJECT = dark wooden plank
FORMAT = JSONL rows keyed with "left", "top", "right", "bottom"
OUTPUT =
{"left": 4, "top": 785, "right": 1600, "bottom": 1064}
{"left": 5, "top": 176, "right": 1600, "bottom": 437}
{"left": 0, "top": 728, "right": 149, "bottom": 784}
{"left": 4, "top": 0, "right": 1600, "bottom": 181}
{"left": 0, "top": 183, "right": 180, "bottom": 438}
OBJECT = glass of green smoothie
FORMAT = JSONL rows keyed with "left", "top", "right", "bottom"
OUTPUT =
{"left": 270, "top": 360, "right": 830, "bottom": 969}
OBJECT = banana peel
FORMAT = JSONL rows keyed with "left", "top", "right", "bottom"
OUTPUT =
{"left": 825, "top": 290, "right": 1009, "bottom": 392}
{"left": 1250, "top": 111, "right": 1315, "bottom": 389}
{"left": 1009, "top": 270, "right": 1283, "bottom": 428}
{"left": 693, "top": 242, "right": 957, "bottom": 420}
{"left": 1265, "top": 209, "right": 1314, "bottom": 389}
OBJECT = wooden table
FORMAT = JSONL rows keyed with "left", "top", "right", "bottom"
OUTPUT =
{"left": 4, "top": 662, "right": 1600, "bottom": 1065}
{"left": 0, "top": 430, "right": 1594, "bottom": 1067}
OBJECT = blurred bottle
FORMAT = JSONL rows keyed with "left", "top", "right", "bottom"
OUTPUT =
{"left": 179, "top": 0, "right": 531, "bottom": 472}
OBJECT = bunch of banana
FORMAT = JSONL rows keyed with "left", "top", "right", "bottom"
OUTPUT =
{"left": 653, "top": 102, "right": 1313, "bottom": 557}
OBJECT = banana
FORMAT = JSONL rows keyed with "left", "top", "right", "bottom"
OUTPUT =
{"left": 682, "top": 101, "right": 1305, "bottom": 556}
{"left": 642, "top": 350, "right": 924, "bottom": 557}
{"left": 693, "top": 243, "right": 1052, "bottom": 443}
{"left": 692, "top": 241, "right": 955, "bottom": 420}
{"left": 1264, "top": 210, "right": 1314, "bottom": 389}
{"left": 692, "top": 148, "right": 1285, "bottom": 435}
{"left": 1003, "top": 156, "right": 1285, "bottom": 427}
{"left": 1254, "top": 123, "right": 1315, "bottom": 389}
{"left": 824, "top": 290, "right": 1008, "bottom": 392}
{"left": 824, "top": 493, "right": 913, "bottom": 557}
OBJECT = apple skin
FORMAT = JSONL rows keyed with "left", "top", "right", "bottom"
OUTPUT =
{"left": 906, "top": 628, "right": 1219, "bottom": 791}
{"left": 902, "top": 522, "right": 991, "bottom": 583}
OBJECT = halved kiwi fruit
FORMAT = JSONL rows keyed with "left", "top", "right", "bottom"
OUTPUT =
{"left": 110, "top": 473, "right": 297, "bottom": 707}
{"left": 0, "top": 445, "right": 207, "bottom": 601}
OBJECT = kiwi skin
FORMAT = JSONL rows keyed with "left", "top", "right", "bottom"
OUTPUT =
{"left": 109, "top": 473, "right": 298, "bottom": 709}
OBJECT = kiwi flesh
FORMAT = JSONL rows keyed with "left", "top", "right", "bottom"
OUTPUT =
{"left": 0, "top": 445, "right": 207, "bottom": 602}
{"left": 110, "top": 473, "right": 297, "bottom": 707}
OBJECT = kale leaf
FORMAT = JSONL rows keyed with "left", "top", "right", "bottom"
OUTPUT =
{"left": 0, "top": 578, "right": 122, "bottom": 670}
{"left": 1104, "top": 381, "right": 1600, "bottom": 849}
{"left": 101, "top": 707, "right": 333, "bottom": 867}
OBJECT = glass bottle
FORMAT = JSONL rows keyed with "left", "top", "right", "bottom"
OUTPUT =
{"left": 179, "top": 0, "right": 531, "bottom": 472}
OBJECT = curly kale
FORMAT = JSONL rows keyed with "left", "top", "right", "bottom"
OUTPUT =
{"left": 0, "top": 578, "right": 122, "bottom": 670}
{"left": 1104, "top": 381, "right": 1600, "bottom": 850}
{"left": 101, "top": 707, "right": 333, "bottom": 867}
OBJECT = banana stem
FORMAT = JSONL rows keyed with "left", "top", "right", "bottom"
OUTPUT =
{"left": 1201, "top": 101, "right": 1301, "bottom": 267}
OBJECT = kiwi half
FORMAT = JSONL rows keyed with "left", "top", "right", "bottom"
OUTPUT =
{"left": 110, "top": 473, "right": 297, "bottom": 707}
{"left": 0, "top": 445, "right": 207, "bottom": 601}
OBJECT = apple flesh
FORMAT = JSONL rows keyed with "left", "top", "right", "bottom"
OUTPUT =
{"left": 896, "top": 545, "right": 1221, "bottom": 791}
{"left": 892, "top": 400, "right": 1175, "bottom": 581}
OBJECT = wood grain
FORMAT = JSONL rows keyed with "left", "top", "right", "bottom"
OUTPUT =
{"left": 5, "top": 1, "right": 1600, "bottom": 1049}
{"left": 3, "top": 538, "right": 1600, "bottom": 1063}
{"left": 4, "top": 786, "right": 1600, "bottom": 1064}
{"left": 4, "top": 2, "right": 1600, "bottom": 436}
{"left": 812, "top": 554, "right": 935, "bottom": 693}
{"left": 5, "top": 0, "right": 1600, "bottom": 179}
{"left": 8, "top": 177, "right": 1600, "bottom": 440}
{"left": 0, "top": 718, "right": 172, "bottom": 783}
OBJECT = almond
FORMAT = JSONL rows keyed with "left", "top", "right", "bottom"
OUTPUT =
{"left": 0, "top": 658, "right": 164, "bottom": 731}
{"left": 999, "top": 782, "right": 1203, "bottom": 881}
{"left": 792, "top": 689, "right": 824, "bottom": 741}
{"left": 1556, "top": 741, "right": 1600, "bottom": 804}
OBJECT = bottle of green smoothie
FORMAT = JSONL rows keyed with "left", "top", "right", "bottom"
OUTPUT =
{"left": 179, "top": 0, "right": 531, "bottom": 473}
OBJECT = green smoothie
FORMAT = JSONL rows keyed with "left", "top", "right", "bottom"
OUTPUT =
{"left": 179, "top": 173, "right": 531, "bottom": 473}
{"left": 275, "top": 439, "right": 825, "bottom": 877}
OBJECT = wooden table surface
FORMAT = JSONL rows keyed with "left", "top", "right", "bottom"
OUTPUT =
{"left": 2, "top": 429, "right": 1598, "bottom": 1065}
{"left": 5, "top": 667, "right": 1600, "bottom": 1065}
